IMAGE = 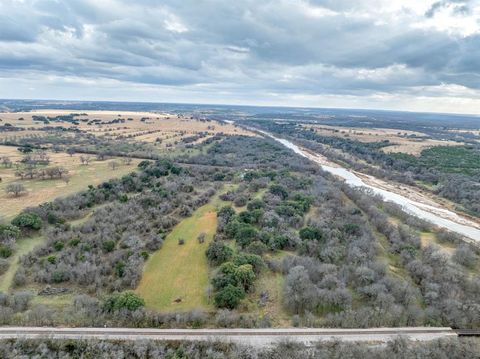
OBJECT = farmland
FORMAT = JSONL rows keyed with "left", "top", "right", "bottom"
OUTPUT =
{"left": 0, "top": 110, "right": 256, "bottom": 219}
{"left": 0, "top": 145, "right": 138, "bottom": 220}
{"left": 303, "top": 124, "right": 461, "bottom": 156}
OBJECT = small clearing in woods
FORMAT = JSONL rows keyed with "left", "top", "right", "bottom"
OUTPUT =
{"left": 136, "top": 192, "right": 229, "bottom": 311}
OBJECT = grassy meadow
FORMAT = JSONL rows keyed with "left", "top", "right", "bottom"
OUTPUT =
{"left": 136, "top": 192, "right": 230, "bottom": 312}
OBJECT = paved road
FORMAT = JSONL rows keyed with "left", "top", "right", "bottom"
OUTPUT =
{"left": 0, "top": 327, "right": 457, "bottom": 346}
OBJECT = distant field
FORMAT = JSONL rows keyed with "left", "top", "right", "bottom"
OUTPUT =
{"left": 0, "top": 110, "right": 255, "bottom": 150}
{"left": 0, "top": 145, "right": 139, "bottom": 220}
{"left": 392, "top": 145, "right": 480, "bottom": 176}
{"left": 304, "top": 124, "right": 461, "bottom": 156}
{"left": 136, "top": 191, "right": 230, "bottom": 312}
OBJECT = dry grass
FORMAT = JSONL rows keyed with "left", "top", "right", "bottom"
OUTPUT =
{"left": 0, "top": 110, "right": 255, "bottom": 140}
{"left": 303, "top": 124, "right": 461, "bottom": 156}
{"left": 420, "top": 232, "right": 456, "bottom": 255}
{"left": 0, "top": 145, "right": 139, "bottom": 220}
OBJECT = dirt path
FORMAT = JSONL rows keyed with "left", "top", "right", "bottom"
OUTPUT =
{"left": 0, "top": 236, "right": 44, "bottom": 293}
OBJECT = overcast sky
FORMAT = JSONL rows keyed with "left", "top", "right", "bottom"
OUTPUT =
{"left": 1, "top": 0, "right": 479, "bottom": 114}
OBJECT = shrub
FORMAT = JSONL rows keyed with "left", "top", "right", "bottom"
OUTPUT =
{"left": 0, "top": 245, "right": 13, "bottom": 258}
{"left": 233, "top": 195, "right": 248, "bottom": 207}
{"left": 102, "top": 240, "right": 116, "bottom": 253}
{"left": 299, "top": 226, "right": 323, "bottom": 241}
{"left": 247, "top": 199, "right": 265, "bottom": 211}
{"left": 103, "top": 291, "right": 145, "bottom": 312}
{"left": 0, "top": 225, "right": 20, "bottom": 242}
{"left": 453, "top": 245, "right": 477, "bottom": 269}
{"left": 11, "top": 212, "right": 42, "bottom": 231}
{"left": 0, "top": 258, "right": 9, "bottom": 275}
{"left": 53, "top": 241, "right": 64, "bottom": 251}
{"left": 115, "top": 262, "right": 126, "bottom": 277}
{"left": 51, "top": 271, "right": 67, "bottom": 283}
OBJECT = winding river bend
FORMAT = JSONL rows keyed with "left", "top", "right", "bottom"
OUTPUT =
{"left": 255, "top": 129, "right": 480, "bottom": 243}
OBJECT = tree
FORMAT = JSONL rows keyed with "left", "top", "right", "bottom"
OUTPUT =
{"left": 80, "top": 155, "right": 91, "bottom": 165}
{"left": 234, "top": 264, "right": 256, "bottom": 290}
{"left": 218, "top": 206, "right": 236, "bottom": 222}
{"left": 197, "top": 232, "right": 206, "bottom": 244}
{"left": 206, "top": 241, "right": 233, "bottom": 266}
{"left": 66, "top": 148, "right": 76, "bottom": 157}
{"left": 109, "top": 161, "right": 119, "bottom": 170}
{"left": 269, "top": 184, "right": 288, "bottom": 199}
{"left": 214, "top": 284, "right": 245, "bottom": 309}
{"left": 17, "top": 145, "right": 33, "bottom": 154}
{"left": 122, "top": 157, "right": 132, "bottom": 165}
{"left": 1, "top": 156, "right": 12, "bottom": 168}
{"left": 283, "top": 266, "right": 317, "bottom": 314}
{"left": 5, "top": 183, "right": 26, "bottom": 197}
{"left": 96, "top": 152, "right": 107, "bottom": 161}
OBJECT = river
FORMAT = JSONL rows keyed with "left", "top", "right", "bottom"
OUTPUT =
{"left": 256, "top": 129, "right": 480, "bottom": 243}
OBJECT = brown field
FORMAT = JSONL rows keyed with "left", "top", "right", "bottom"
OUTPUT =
{"left": 0, "top": 109, "right": 255, "bottom": 137}
{"left": 0, "top": 110, "right": 256, "bottom": 153}
{"left": 0, "top": 145, "right": 139, "bottom": 220}
{"left": 0, "top": 110, "right": 257, "bottom": 219}
{"left": 303, "top": 124, "right": 461, "bottom": 156}
{"left": 447, "top": 129, "right": 480, "bottom": 136}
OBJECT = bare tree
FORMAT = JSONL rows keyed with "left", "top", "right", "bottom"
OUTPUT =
{"left": 62, "top": 175, "right": 71, "bottom": 185}
{"left": 5, "top": 183, "right": 26, "bottom": 197}
{"left": 80, "top": 155, "right": 91, "bottom": 165}
{"left": 96, "top": 152, "right": 107, "bottom": 161}
{"left": 121, "top": 157, "right": 132, "bottom": 165}
{"left": 1, "top": 156, "right": 12, "bottom": 168}
{"left": 109, "top": 161, "right": 119, "bottom": 170}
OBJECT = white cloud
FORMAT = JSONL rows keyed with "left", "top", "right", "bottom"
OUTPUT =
{"left": 0, "top": 0, "right": 479, "bottom": 114}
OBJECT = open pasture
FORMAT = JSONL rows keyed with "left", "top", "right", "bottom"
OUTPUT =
{"left": 0, "top": 145, "right": 138, "bottom": 220}
{"left": 303, "top": 124, "right": 461, "bottom": 156}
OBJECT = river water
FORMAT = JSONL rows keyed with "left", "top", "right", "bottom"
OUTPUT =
{"left": 259, "top": 130, "right": 480, "bottom": 242}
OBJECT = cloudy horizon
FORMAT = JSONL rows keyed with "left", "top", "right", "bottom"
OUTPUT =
{"left": 1, "top": 0, "right": 479, "bottom": 114}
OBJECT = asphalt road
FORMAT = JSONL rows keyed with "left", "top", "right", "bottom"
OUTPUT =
{"left": 0, "top": 327, "right": 458, "bottom": 346}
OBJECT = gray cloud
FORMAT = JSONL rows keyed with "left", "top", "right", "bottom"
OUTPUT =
{"left": 0, "top": 0, "right": 479, "bottom": 112}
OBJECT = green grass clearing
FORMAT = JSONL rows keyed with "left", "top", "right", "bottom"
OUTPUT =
{"left": 136, "top": 191, "right": 230, "bottom": 311}
{"left": 0, "top": 235, "right": 44, "bottom": 293}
